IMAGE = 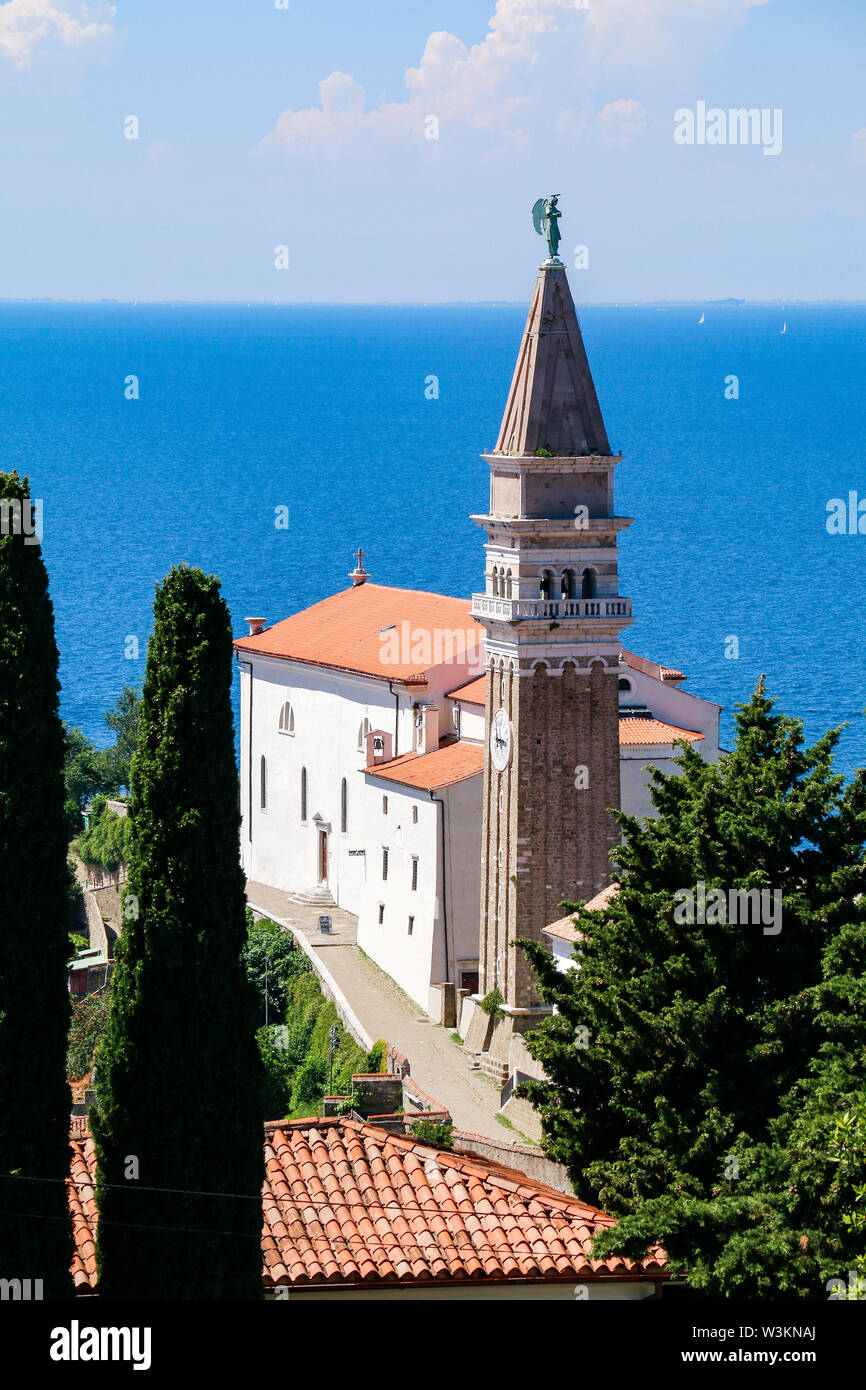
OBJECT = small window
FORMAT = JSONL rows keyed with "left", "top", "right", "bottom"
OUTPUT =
{"left": 340, "top": 777, "right": 347, "bottom": 834}
{"left": 411, "top": 857, "right": 418, "bottom": 892}
{"left": 382, "top": 795, "right": 388, "bottom": 815}
{"left": 618, "top": 678, "right": 632, "bottom": 693}
{"left": 278, "top": 700, "right": 294, "bottom": 734}
{"left": 357, "top": 717, "right": 372, "bottom": 752}
{"left": 382, "top": 847, "right": 389, "bottom": 881}
{"left": 260, "top": 756, "right": 267, "bottom": 810}
{"left": 408, "top": 916, "right": 414, "bottom": 936}
{"left": 378, "top": 903, "right": 385, "bottom": 925}
{"left": 412, "top": 805, "right": 418, "bottom": 824}
{"left": 300, "top": 767, "right": 307, "bottom": 822}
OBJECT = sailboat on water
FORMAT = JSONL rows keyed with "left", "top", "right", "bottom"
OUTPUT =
{"left": 698, "top": 312, "right": 705, "bottom": 324}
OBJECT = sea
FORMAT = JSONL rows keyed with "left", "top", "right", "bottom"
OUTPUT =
{"left": 1, "top": 300, "right": 864, "bottom": 779}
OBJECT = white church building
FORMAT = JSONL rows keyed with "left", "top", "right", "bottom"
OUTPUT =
{"left": 234, "top": 572, "right": 720, "bottom": 1016}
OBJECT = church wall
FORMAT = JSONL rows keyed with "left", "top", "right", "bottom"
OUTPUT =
{"left": 356, "top": 781, "right": 440, "bottom": 1012}
{"left": 621, "top": 666, "right": 721, "bottom": 753}
{"left": 238, "top": 656, "right": 402, "bottom": 902}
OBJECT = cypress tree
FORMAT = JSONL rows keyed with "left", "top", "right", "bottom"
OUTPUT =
{"left": 0, "top": 471, "right": 73, "bottom": 1296}
{"left": 519, "top": 679, "right": 866, "bottom": 1297}
{"left": 91, "top": 566, "right": 264, "bottom": 1299}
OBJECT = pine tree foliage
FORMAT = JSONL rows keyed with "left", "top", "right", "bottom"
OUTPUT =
{"left": 91, "top": 566, "right": 264, "bottom": 1299}
{"left": 0, "top": 471, "right": 73, "bottom": 1296}
{"left": 518, "top": 680, "right": 866, "bottom": 1297}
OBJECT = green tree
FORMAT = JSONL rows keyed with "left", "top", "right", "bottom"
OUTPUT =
{"left": 74, "top": 794, "right": 133, "bottom": 875}
{"left": 99, "top": 685, "right": 141, "bottom": 794}
{"left": 63, "top": 725, "right": 103, "bottom": 833}
{"left": 91, "top": 566, "right": 265, "bottom": 1300}
{"left": 518, "top": 680, "right": 866, "bottom": 1298}
{"left": 0, "top": 471, "right": 73, "bottom": 1296}
{"left": 242, "top": 914, "right": 311, "bottom": 1026}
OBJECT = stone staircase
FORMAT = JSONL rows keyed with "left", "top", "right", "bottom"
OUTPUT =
{"left": 285, "top": 886, "right": 337, "bottom": 908}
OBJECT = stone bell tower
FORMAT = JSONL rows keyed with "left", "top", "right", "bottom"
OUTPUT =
{"left": 465, "top": 201, "right": 633, "bottom": 1080}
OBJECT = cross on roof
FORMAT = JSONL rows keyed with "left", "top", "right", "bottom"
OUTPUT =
{"left": 353, "top": 547, "right": 366, "bottom": 571}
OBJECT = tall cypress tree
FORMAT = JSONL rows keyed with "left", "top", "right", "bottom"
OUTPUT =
{"left": 519, "top": 679, "right": 866, "bottom": 1297}
{"left": 0, "top": 471, "right": 72, "bottom": 1296}
{"left": 91, "top": 566, "right": 264, "bottom": 1299}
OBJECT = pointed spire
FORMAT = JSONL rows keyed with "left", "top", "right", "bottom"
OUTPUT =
{"left": 494, "top": 264, "right": 611, "bottom": 457}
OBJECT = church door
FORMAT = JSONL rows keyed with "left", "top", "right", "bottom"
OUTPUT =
{"left": 318, "top": 828, "right": 328, "bottom": 884}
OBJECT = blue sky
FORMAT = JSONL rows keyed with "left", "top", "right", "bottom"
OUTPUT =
{"left": 0, "top": 0, "right": 864, "bottom": 301}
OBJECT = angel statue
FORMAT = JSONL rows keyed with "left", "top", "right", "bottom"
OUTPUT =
{"left": 531, "top": 195, "right": 563, "bottom": 262}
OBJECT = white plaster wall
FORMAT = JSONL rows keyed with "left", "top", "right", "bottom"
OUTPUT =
{"left": 356, "top": 780, "right": 440, "bottom": 1011}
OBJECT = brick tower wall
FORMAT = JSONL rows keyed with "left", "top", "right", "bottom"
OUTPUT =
{"left": 479, "top": 658, "right": 620, "bottom": 1011}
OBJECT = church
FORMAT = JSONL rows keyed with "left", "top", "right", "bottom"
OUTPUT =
{"left": 234, "top": 205, "right": 721, "bottom": 1079}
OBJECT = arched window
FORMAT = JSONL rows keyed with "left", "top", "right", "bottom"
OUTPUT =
{"left": 260, "top": 756, "right": 267, "bottom": 810}
{"left": 340, "top": 777, "right": 347, "bottom": 834}
{"left": 539, "top": 569, "right": 552, "bottom": 598}
{"left": 618, "top": 677, "right": 632, "bottom": 693}
{"left": 492, "top": 566, "right": 501, "bottom": 596}
{"left": 581, "top": 567, "right": 597, "bottom": 599}
{"left": 278, "top": 700, "right": 294, "bottom": 734}
{"left": 505, "top": 570, "right": 513, "bottom": 598}
{"left": 300, "top": 767, "right": 307, "bottom": 822}
{"left": 561, "top": 569, "right": 575, "bottom": 599}
{"left": 357, "top": 717, "right": 372, "bottom": 752}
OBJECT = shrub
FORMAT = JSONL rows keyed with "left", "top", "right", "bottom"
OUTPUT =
{"left": 409, "top": 1119, "right": 453, "bottom": 1149}
{"left": 480, "top": 986, "right": 505, "bottom": 1020}
{"left": 67, "top": 990, "right": 111, "bottom": 1082}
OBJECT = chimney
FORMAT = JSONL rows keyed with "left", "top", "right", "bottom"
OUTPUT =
{"left": 415, "top": 704, "right": 440, "bottom": 755}
{"left": 245, "top": 617, "right": 266, "bottom": 636}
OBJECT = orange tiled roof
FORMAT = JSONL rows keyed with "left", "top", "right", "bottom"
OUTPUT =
{"left": 66, "top": 1119, "right": 667, "bottom": 1290}
{"left": 234, "top": 584, "right": 476, "bottom": 684}
{"left": 365, "top": 740, "right": 484, "bottom": 791}
{"left": 543, "top": 884, "right": 618, "bottom": 944}
{"left": 618, "top": 718, "right": 703, "bottom": 746}
{"left": 448, "top": 675, "right": 486, "bottom": 705}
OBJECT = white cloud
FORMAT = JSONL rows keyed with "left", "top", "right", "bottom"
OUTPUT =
{"left": 0, "top": 0, "right": 115, "bottom": 67}
{"left": 257, "top": 0, "right": 769, "bottom": 159}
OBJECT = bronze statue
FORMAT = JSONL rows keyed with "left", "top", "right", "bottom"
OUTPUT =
{"left": 532, "top": 195, "right": 563, "bottom": 262}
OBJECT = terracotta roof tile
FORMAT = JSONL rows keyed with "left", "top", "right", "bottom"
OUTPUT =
{"left": 448, "top": 676, "right": 487, "bottom": 705}
{"left": 66, "top": 1117, "right": 667, "bottom": 1292}
{"left": 234, "top": 584, "right": 477, "bottom": 684}
{"left": 365, "top": 741, "right": 484, "bottom": 791}
{"left": 618, "top": 717, "right": 704, "bottom": 746}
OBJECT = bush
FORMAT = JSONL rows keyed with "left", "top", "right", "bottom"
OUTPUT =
{"left": 256, "top": 1025, "right": 293, "bottom": 1121}
{"left": 366, "top": 1038, "right": 387, "bottom": 1073}
{"left": 242, "top": 915, "right": 311, "bottom": 1026}
{"left": 292, "top": 1056, "right": 328, "bottom": 1108}
{"left": 480, "top": 986, "right": 505, "bottom": 1020}
{"left": 409, "top": 1119, "right": 453, "bottom": 1149}
{"left": 67, "top": 990, "right": 111, "bottom": 1082}
{"left": 73, "top": 795, "right": 132, "bottom": 874}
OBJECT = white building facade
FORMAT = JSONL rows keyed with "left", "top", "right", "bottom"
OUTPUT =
{"left": 234, "top": 579, "right": 720, "bottom": 1015}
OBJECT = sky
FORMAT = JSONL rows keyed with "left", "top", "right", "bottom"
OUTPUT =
{"left": 0, "top": 0, "right": 864, "bottom": 302}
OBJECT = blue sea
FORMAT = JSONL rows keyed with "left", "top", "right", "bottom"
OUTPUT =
{"left": 1, "top": 300, "right": 864, "bottom": 778}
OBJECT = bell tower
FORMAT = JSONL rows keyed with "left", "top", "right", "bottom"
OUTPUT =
{"left": 466, "top": 200, "right": 633, "bottom": 1080}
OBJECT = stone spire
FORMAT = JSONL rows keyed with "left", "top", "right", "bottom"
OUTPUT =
{"left": 494, "top": 263, "right": 611, "bottom": 458}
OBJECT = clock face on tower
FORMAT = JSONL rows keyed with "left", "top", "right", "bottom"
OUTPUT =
{"left": 490, "top": 708, "right": 512, "bottom": 771}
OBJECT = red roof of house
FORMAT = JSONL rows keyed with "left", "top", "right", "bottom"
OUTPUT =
{"left": 365, "top": 741, "right": 485, "bottom": 791}
{"left": 67, "top": 1118, "right": 666, "bottom": 1291}
{"left": 618, "top": 718, "right": 704, "bottom": 747}
{"left": 234, "top": 584, "right": 477, "bottom": 684}
{"left": 543, "top": 885, "right": 618, "bottom": 944}
{"left": 621, "top": 649, "right": 686, "bottom": 683}
{"left": 448, "top": 675, "right": 487, "bottom": 705}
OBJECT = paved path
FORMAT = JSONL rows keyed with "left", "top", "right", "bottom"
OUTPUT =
{"left": 246, "top": 881, "right": 518, "bottom": 1144}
